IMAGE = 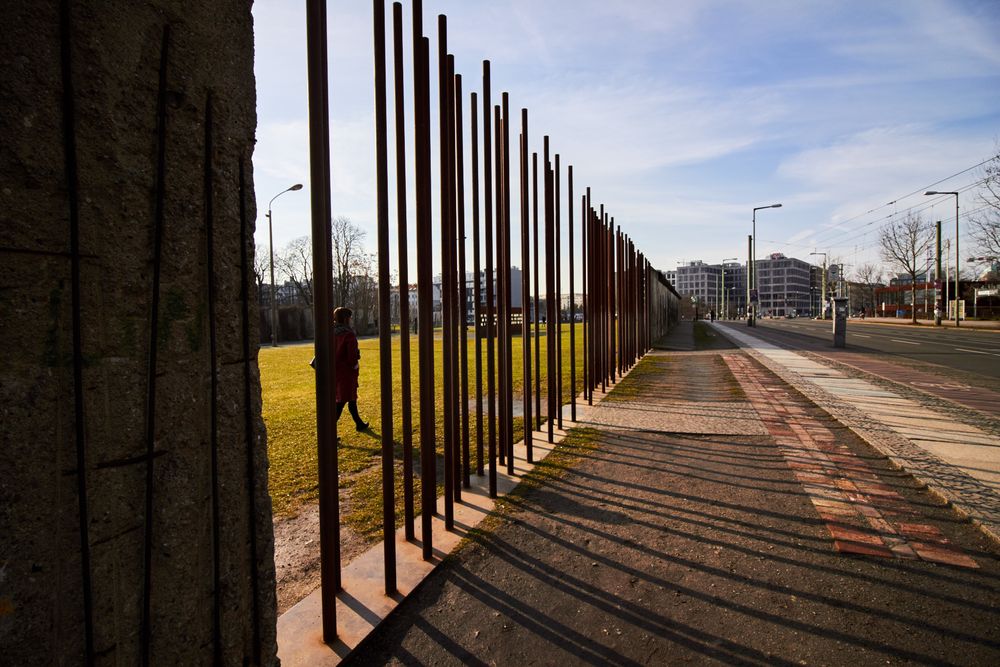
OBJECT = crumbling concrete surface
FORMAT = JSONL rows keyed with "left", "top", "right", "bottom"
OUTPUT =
{"left": 0, "top": 2, "right": 277, "bottom": 664}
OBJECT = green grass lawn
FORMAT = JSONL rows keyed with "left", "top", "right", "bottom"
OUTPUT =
{"left": 260, "top": 323, "right": 586, "bottom": 540}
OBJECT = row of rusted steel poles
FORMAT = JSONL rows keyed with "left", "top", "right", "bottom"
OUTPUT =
{"left": 304, "top": 0, "right": 659, "bottom": 643}
{"left": 582, "top": 203, "right": 652, "bottom": 404}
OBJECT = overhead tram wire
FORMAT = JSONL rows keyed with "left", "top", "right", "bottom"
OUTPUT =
{"left": 804, "top": 154, "right": 996, "bottom": 245}
{"left": 807, "top": 175, "right": 989, "bottom": 250}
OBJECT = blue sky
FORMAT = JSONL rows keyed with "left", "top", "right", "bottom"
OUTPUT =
{"left": 252, "top": 0, "right": 1000, "bottom": 281}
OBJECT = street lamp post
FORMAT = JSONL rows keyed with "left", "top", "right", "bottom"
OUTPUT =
{"left": 721, "top": 257, "right": 737, "bottom": 319}
{"left": 810, "top": 251, "right": 827, "bottom": 319}
{"left": 925, "top": 191, "right": 959, "bottom": 327}
{"left": 749, "top": 203, "right": 782, "bottom": 326}
{"left": 267, "top": 183, "right": 304, "bottom": 346}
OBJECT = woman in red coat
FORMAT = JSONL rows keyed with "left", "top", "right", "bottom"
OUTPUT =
{"left": 332, "top": 307, "right": 369, "bottom": 431}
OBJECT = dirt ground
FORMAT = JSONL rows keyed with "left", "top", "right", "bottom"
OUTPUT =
{"left": 273, "top": 499, "right": 370, "bottom": 615}
{"left": 343, "top": 350, "right": 1000, "bottom": 665}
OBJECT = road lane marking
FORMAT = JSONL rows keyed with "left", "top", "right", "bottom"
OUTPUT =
{"left": 852, "top": 334, "right": 871, "bottom": 338}
{"left": 955, "top": 347, "right": 1000, "bottom": 357}
{"left": 890, "top": 339, "right": 920, "bottom": 345}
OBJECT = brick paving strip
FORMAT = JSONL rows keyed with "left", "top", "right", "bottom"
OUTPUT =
{"left": 725, "top": 354, "right": 978, "bottom": 568}
{"left": 714, "top": 322, "right": 1000, "bottom": 543}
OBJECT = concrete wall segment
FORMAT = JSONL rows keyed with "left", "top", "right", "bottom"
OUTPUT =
{"left": 0, "top": 2, "right": 276, "bottom": 664}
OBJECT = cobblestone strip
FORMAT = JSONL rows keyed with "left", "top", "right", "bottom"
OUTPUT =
{"left": 715, "top": 324, "right": 1000, "bottom": 544}
{"left": 725, "top": 354, "right": 979, "bottom": 568}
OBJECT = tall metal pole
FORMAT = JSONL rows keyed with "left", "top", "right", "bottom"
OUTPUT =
{"left": 414, "top": 16, "right": 437, "bottom": 561}
{"left": 533, "top": 152, "right": 541, "bottom": 430}
{"left": 446, "top": 53, "right": 462, "bottom": 505}
{"left": 502, "top": 94, "right": 514, "bottom": 475}
{"left": 494, "top": 103, "right": 506, "bottom": 468}
{"left": 954, "top": 195, "right": 960, "bottom": 327}
{"left": 746, "top": 234, "right": 752, "bottom": 326}
{"left": 584, "top": 189, "right": 590, "bottom": 405}
{"left": 471, "top": 91, "right": 484, "bottom": 474}
{"left": 568, "top": 165, "right": 576, "bottom": 422}
{"left": 372, "top": 0, "right": 396, "bottom": 594}
{"left": 305, "top": 0, "right": 339, "bottom": 640}
{"left": 544, "top": 137, "right": 555, "bottom": 443}
{"left": 391, "top": 1, "right": 414, "bottom": 541}
{"left": 438, "top": 19, "right": 455, "bottom": 529}
{"left": 266, "top": 184, "right": 303, "bottom": 346}
{"left": 455, "top": 72, "right": 470, "bottom": 489}
{"left": 267, "top": 211, "right": 278, "bottom": 346}
{"left": 750, "top": 209, "right": 756, "bottom": 326}
{"left": 555, "top": 155, "right": 563, "bottom": 428}
{"left": 482, "top": 61, "right": 496, "bottom": 498}
{"left": 519, "top": 109, "right": 533, "bottom": 461}
{"left": 936, "top": 220, "right": 942, "bottom": 326}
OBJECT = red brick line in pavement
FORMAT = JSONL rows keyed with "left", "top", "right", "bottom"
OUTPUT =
{"left": 724, "top": 354, "right": 979, "bottom": 569}
{"left": 809, "top": 350, "right": 1000, "bottom": 417}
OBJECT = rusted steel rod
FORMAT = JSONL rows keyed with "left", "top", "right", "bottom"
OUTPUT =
{"left": 568, "top": 165, "right": 576, "bottom": 421}
{"left": 392, "top": 0, "right": 414, "bottom": 542}
{"left": 544, "top": 137, "right": 555, "bottom": 443}
{"left": 502, "top": 93, "right": 514, "bottom": 476}
{"left": 414, "top": 21, "right": 437, "bottom": 559}
{"left": 532, "top": 151, "right": 541, "bottom": 429}
{"left": 494, "top": 103, "right": 506, "bottom": 468}
{"left": 447, "top": 54, "right": 462, "bottom": 505}
{"left": 609, "top": 219, "right": 617, "bottom": 383}
{"left": 471, "top": 91, "right": 484, "bottom": 477}
{"left": 455, "top": 72, "right": 470, "bottom": 489}
{"left": 555, "top": 154, "right": 563, "bottom": 430}
{"left": 482, "top": 61, "right": 497, "bottom": 498}
{"left": 438, "top": 19, "right": 455, "bottom": 529}
{"left": 306, "top": 0, "right": 341, "bottom": 644}
{"left": 596, "top": 204, "right": 609, "bottom": 393}
{"left": 519, "top": 109, "right": 533, "bottom": 462}
{"left": 306, "top": 0, "right": 340, "bottom": 639}
{"left": 583, "top": 190, "right": 590, "bottom": 405}
{"left": 373, "top": 0, "right": 397, "bottom": 593}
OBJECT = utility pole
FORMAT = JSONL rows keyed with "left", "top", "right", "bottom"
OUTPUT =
{"left": 935, "top": 220, "right": 942, "bottom": 325}
{"left": 925, "top": 191, "right": 959, "bottom": 326}
{"left": 746, "top": 235, "right": 753, "bottom": 326}
{"left": 810, "top": 251, "right": 827, "bottom": 319}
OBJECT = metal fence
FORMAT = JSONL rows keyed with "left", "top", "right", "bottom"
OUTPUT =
{"left": 305, "top": 0, "right": 673, "bottom": 641}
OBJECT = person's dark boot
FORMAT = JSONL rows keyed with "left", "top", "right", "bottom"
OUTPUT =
{"left": 356, "top": 421, "right": 370, "bottom": 432}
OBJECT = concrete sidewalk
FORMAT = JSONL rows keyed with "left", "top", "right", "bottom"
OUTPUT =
{"left": 344, "top": 349, "right": 1000, "bottom": 666}
{"left": 714, "top": 321, "right": 1000, "bottom": 543}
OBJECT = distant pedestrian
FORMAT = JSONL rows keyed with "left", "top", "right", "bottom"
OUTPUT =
{"left": 332, "top": 307, "right": 369, "bottom": 432}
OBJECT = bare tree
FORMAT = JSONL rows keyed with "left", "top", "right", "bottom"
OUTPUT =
{"left": 332, "top": 215, "right": 367, "bottom": 307}
{"left": 253, "top": 244, "right": 269, "bottom": 293}
{"left": 852, "top": 262, "right": 883, "bottom": 315}
{"left": 971, "top": 145, "right": 1000, "bottom": 257}
{"left": 348, "top": 251, "right": 378, "bottom": 333}
{"left": 879, "top": 213, "right": 933, "bottom": 324}
{"left": 276, "top": 236, "right": 313, "bottom": 307}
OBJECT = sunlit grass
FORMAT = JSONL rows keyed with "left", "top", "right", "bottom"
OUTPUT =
{"left": 261, "top": 323, "right": 587, "bottom": 539}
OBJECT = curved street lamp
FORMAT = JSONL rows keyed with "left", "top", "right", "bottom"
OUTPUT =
{"left": 267, "top": 183, "right": 304, "bottom": 346}
{"left": 925, "top": 191, "right": 959, "bottom": 327}
{"left": 749, "top": 203, "right": 782, "bottom": 326}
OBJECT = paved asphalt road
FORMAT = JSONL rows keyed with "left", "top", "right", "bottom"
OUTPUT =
{"left": 737, "top": 318, "right": 1000, "bottom": 380}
